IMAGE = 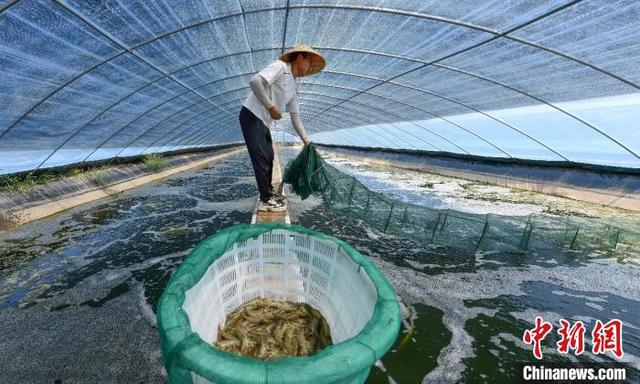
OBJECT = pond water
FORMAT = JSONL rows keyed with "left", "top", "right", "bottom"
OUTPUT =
{"left": 0, "top": 146, "right": 638, "bottom": 383}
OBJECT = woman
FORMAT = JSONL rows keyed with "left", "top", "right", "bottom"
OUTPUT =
{"left": 239, "top": 44, "right": 326, "bottom": 212}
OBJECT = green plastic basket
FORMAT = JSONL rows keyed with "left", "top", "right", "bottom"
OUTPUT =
{"left": 157, "top": 223, "right": 400, "bottom": 384}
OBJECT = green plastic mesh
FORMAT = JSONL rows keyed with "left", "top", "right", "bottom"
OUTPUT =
{"left": 157, "top": 223, "right": 401, "bottom": 384}
{"left": 284, "top": 144, "right": 640, "bottom": 257}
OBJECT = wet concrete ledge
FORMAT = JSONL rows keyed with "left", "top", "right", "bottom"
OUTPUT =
{"left": 0, "top": 145, "right": 246, "bottom": 230}
{"left": 317, "top": 144, "right": 640, "bottom": 213}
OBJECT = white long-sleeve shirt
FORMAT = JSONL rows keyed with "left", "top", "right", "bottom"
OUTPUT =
{"left": 242, "top": 60, "right": 310, "bottom": 144}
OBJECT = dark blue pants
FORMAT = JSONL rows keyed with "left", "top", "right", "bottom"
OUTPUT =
{"left": 239, "top": 106, "right": 274, "bottom": 202}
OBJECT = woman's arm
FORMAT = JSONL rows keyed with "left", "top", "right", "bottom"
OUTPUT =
{"left": 249, "top": 72, "right": 282, "bottom": 120}
{"left": 290, "top": 112, "right": 310, "bottom": 145}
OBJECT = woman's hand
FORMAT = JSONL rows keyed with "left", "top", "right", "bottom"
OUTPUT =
{"left": 269, "top": 106, "right": 282, "bottom": 120}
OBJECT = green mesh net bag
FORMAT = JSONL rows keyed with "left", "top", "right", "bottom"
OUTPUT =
{"left": 283, "top": 143, "right": 325, "bottom": 200}
{"left": 284, "top": 144, "right": 640, "bottom": 258}
{"left": 157, "top": 223, "right": 401, "bottom": 384}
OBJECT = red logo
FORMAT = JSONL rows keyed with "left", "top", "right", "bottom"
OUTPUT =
{"left": 523, "top": 316, "right": 553, "bottom": 360}
{"left": 592, "top": 319, "right": 624, "bottom": 359}
{"left": 523, "top": 317, "right": 624, "bottom": 359}
{"left": 557, "top": 319, "right": 586, "bottom": 355}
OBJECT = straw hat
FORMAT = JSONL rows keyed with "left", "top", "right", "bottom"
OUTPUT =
{"left": 280, "top": 44, "right": 326, "bottom": 76}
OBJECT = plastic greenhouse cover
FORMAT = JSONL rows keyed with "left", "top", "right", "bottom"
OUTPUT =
{"left": 1, "top": 0, "right": 639, "bottom": 174}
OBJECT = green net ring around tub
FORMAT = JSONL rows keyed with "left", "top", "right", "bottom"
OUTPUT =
{"left": 157, "top": 223, "right": 401, "bottom": 384}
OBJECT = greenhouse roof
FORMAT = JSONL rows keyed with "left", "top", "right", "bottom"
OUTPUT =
{"left": 1, "top": 0, "right": 639, "bottom": 174}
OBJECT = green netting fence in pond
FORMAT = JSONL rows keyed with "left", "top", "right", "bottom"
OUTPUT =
{"left": 157, "top": 223, "right": 401, "bottom": 384}
{"left": 284, "top": 144, "right": 640, "bottom": 258}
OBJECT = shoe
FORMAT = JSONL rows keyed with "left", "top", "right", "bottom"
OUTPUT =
{"left": 268, "top": 187, "right": 285, "bottom": 202}
{"left": 272, "top": 193, "right": 287, "bottom": 203}
{"left": 258, "top": 197, "right": 286, "bottom": 212}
